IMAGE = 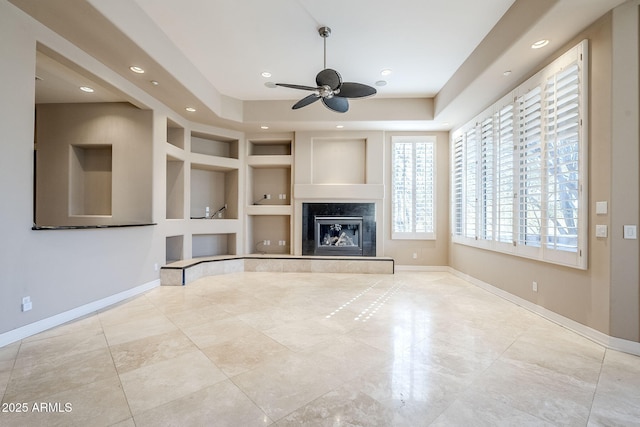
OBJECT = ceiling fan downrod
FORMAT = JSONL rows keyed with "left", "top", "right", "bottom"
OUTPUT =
{"left": 318, "top": 26, "right": 331, "bottom": 69}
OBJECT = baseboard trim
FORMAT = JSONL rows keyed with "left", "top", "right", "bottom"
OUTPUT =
{"left": 0, "top": 279, "right": 160, "bottom": 348}
{"left": 448, "top": 268, "right": 640, "bottom": 357}
{"left": 394, "top": 265, "right": 450, "bottom": 272}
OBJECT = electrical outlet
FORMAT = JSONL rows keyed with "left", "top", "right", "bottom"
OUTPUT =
{"left": 22, "top": 296, "right": 32, "bottom": 312}
{"left": 532, "top": 281, "right": 538, "bottom": 292}
{"left": 265, "top": 194, "right": 271, "bottom": 200}
{"left": 154, "top": 263, "right": 159, "bottom": 272}
{"left": 412, "top": 252, "right": 418, "bottom": 259}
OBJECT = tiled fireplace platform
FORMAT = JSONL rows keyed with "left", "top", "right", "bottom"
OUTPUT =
{"left": 160, "top": 255, "right": 394, "bottom": 286}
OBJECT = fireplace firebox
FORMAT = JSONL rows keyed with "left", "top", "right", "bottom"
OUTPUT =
{"left": 315, "top": 216, "right": 363, "bottom": 256}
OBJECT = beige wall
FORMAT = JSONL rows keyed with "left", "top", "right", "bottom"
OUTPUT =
{"left": 450, "top": 10, "right": 640, "bottom": 341}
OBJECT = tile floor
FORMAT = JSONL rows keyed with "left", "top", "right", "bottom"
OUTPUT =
{"left": 1, "top": 271, "right": 639, "bottom": 426}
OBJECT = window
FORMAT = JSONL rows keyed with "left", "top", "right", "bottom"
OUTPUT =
{"left": 392, "top": 136, "right": 436, "bottom": 239}
{"left": 451, "top": 40, "right": 587, "bottom": 269}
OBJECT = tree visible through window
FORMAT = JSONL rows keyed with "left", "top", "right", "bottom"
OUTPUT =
{"left": 392, "top": 136, "right": 435, "bottom": 239}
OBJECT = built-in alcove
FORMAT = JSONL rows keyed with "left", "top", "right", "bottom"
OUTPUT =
{"left": 192, "top": 233, "right": 237, "bottom": 257}
{"left": 312, "top": 138, "right": 366, "bottom": 184}
{"left": 166, "top": 235, "right": 184, "bottom": 264}
{"left": 69, "top": 144, "right": 112, "bottom": 216}
{"left": 190, "top": 165, "right": 238, "bottom": 219}
{"left": 167, "top": 119, "right": 185, "bottom": 149}
{"left": 34, "top": 102, "right": 153, "bottom": 227}
{"left": 249, "top": 140, "right": 292, "bottom": 156}
{"left": 191, "top": 132, "right": 239, "bottom": 159}
{"left": 249, "top": 166, "right": 291, "bottom": 205}
{"left": 248, "top": 215, "right": 291, "bottom": 254}
{"left": 166, "top": 156, "right": 184, "bottom": 219}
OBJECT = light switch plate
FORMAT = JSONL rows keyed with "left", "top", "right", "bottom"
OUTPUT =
{"left": 623, "top": 225, "right": 637, "bottom": 240}
{"left": 595, "top": 225, "right": 608, "bottom": 238}
{"left": 596, "top": 201, "right": 608, "bottom": 215}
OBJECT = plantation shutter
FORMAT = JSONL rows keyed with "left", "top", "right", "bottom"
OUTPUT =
{"left": 518, "top": 86, "right": 543, "bottom": 248}
{"left": 496, "top": 104, "right": 515, "bottom": 244}
{"left": 543, "top": 63, "right": 581, "bottom": 252}
{"left": 464, "top": 128, "right": 478, "bottom": 239}
{"left": 480, "top": 117, "right": 494, "bottom": 241}
{"left": 452, "top": 134, "right": 464, "bottom": 237}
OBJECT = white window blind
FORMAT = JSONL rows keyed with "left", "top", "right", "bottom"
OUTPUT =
{"left": 392, "top": 136, "right": 436, "bottom": 239}
{"left": 451, "top": 40, "right": 587, "bottom": 269}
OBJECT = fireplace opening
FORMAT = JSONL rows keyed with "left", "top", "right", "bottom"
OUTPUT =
{"left": 302, "top": 203, "right": 375, "bottom": 257}
{"left": 315, "top": 216, "right": 363, "bottom": 256}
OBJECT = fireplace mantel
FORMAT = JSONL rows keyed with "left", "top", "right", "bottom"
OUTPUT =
{"left": 294, "top": 184, "right": 384, "bottom": 200}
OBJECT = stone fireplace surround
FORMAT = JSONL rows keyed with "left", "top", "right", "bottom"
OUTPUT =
{"left": 302, "top": 203, "right": 376, "bottom": 257}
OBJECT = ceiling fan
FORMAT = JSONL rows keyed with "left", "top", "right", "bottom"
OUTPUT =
{"left": 276, "top": 26, "right": 376, "bottom": 113}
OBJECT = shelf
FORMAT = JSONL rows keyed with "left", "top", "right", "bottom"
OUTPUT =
{"left": 191, "top": 131, "right": 239, "bottom": 159}
{"left": 246, "top": 205, "right": 292, "bottom": 216}
{"left": 248, "top": 166, "right": 291, "bottom": 207}
{"left": 192, "top": 233, "right": 237, "bottom": 257}
{"left": 191, "top": 153, "right": 240, "bottom": 171}
{"left": 190, "top": 166, "right": 238, "bottom": 220}
{"left": 246, "top": 155, "right": 292, "bottom": 167}
{"left": 248, "top": 139, "right": 291, "bottom": 156}
{"left": 248, "top": 216, "right": 290, "bottom": 255}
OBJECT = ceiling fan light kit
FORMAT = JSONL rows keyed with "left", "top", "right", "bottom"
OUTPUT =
{"left": 276, "top": 26, "right": 376, "bottom": 113}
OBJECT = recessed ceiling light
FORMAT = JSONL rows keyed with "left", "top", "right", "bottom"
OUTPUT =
{"left": 261, "top": 125, "right": 269, "bottom": 130}
{"left": 261, "top": 71, "right": 272, "bottom": 78}
{"left": 336, "top": 125, "right": 344, "bottom": 129}
{"left": 375, "top": 80, "right": 387, "bottom": 87}
{"left": 79, "top": 86, "right": 94, "bottom": 93}
{"left": 503, "top": 70, "right": 512, "bottom": 76}
{"left": 129, "top": 66, "right": 145, "bottom": 74}
{"left": 531, "top": 39, "right": 549, "bottom": 49}
{"left": 150, "top": 80, "right": 159, "bottom": 86}
{"left": 380, "top": 69, "right": 392, "bottom": 76}
{"left": 185, "top": 107, "right": 196, "bottom": 112}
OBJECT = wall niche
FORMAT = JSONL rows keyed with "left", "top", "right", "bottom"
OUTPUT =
{"left": 35, "top": 102, "right": 153, "bottom": 227}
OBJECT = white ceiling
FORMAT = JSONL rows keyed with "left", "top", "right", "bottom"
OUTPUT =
{"left": 20, "top": 0, "right": 627, "bottom": 131}
{"left": 129, "top": 0, "right": 516, "bottom": 101}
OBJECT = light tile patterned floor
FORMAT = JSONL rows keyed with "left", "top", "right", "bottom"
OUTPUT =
{"left": 1, "top": 272, "right": 639, "bottom": 426}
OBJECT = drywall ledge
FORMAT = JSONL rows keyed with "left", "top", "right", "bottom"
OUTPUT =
{"left": 32, "top": 223, "right": 156, "bottom": 230}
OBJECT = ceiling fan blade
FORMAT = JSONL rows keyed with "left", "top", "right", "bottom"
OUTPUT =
{"left": 322, "top": 96, "right": 349, "bottom": 113}
{"left": 338, "top": 82, "right": 377, "bottom": 98}
{"left": 316, "top": 69, "right": 342, "bottom": 90}
{"left": 292, "top": 94, "right": 321, "bottom": 109}
{"left": 275, "top": 83, "right": 319, "bottom": 92}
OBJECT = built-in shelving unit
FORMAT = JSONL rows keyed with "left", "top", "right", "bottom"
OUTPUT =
{"left": 245, "top": 135, "right": 293, "bottom": 254}
{"left": 162, "top": 118, "right": 243, "bottom": 263}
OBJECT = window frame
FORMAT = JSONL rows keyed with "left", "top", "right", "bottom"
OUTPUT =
{"left": 451, "top": 40, "right": 588, "bottom": 269}
{"left": 391, "top": 135, "right": 437, "bottom": 240}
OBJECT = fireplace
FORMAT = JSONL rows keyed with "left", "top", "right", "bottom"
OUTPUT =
{"left": 302, "top": 203, "right": 375, "bottom": 256}
{"left": 315, "top": 216, "right": 363, "bottom": 256}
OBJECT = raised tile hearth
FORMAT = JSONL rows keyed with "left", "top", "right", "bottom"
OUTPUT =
{"left": 160, "top": 255, "right": 394, "bottom": 286}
